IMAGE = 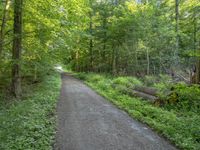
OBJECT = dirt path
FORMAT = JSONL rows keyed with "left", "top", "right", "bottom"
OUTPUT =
{"left": 55, "top": 73, "right": 177, "bottom": 150}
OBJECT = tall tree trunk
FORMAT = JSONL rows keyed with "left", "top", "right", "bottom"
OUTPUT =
{"left": 102, "top": 14, "right": 107, "bottom": 72}
{"left": 11, "top": 0, "right": 23, "bottom": 97}
{"left": 112, "top": 45, "right": 116, "bottom": 75}
{"left": 0, "top": 0, "right": 11, "bottom": 57}
{"left": 89, "top": 11, "right": 93, "bottom": 71}
{"left": 194, "top": 15, "right": 200, "bottom": 84}
{"left": 174, "top": 0, "right": 179, "bottom": 64}
{"left": 75, "top": 51, "right": 79, "bottom": 71}
{"left": 196, "top": 59, "right": 200, "bottom": 84}
{"left": 191, "top": 9, "right": 200, "bottom": 84}
{"left": 146, "top": 49, "right": 150, "bottom": 75}
{"left": 159, "top": 51, "right": 162, "bottom": 74}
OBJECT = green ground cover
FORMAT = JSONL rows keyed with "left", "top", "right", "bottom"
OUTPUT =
{"left": 75, "top": 72, "right": 200, "bottom": 150}
{"left": 0, "top": 73, "right": 61, "bottom": 150}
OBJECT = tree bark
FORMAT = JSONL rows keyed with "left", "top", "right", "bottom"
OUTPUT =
{"left": 89, "top": 11, "right": 94, "bottom": 71}
{"left": 102, "top": 14, "right": 107, "bottom": 70}
{"left": 190, "top": 8, "right": 200, "bottom": 84}
{"left": 11, "top": 0, "right": 23, "bottom": 97}
{"left": 174, "top": 0, "right": 179, "bottom": 64}
{"left": 0, "top": 0, "right": 11, "bottom": 57}
{"left": 194, "top": 11, "right": 200, "bottom": 84}
{"left": 75, "top": 51, "right": 79, "bottom": 71}
{"left": 112, "top": 45, "right": 116, "bottom": 75}
{"left": 196, "top": 59, "right": 200, "bottom": 84}
{"left": 146, "top": 49, "right": 150, "bottom": 75}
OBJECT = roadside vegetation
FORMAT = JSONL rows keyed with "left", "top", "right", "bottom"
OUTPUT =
{"left": 75, "top": 72, "right": 200, "bottom": 150}
{"left": 0, "top": 73, "right": 61, "bottom": 150}
{"left": 0, "top": 0, "right": 199, "bottom": 149}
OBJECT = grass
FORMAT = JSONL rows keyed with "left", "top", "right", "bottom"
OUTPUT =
{"left": 0, "top": 73, "right": 61, "bottom": 150}
{"left": 75, "top": 72, "right": 200, "bottom": 150}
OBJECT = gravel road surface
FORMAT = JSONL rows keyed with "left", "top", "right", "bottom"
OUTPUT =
{"left": 55, "top": 73, "right": 177, "bottom": 150}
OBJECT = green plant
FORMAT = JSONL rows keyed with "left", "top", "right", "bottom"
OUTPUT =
{"left": 143, "top": 75, "right": 158, "bottom": 86}
{"left": 171, "top": 83, "right": 200, "bottom": 113}
{"left": 0, "top": 73, "right": 61, "bottom": 150}
{"left": 113, "top": 76, "right": 142, "bottom": 88}
{"left": 77, "top": 73, "right": 200, "bottom": 150}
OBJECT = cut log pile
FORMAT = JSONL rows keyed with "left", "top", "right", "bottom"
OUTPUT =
{"left": 112, "top": 84, "right": 159, "bottom": 103}
{"left": 131, "top": 86, "right": 158, "bottom": 102}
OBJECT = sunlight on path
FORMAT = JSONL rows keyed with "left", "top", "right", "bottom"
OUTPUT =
{"left": 54, "top": 65, "right": 64, "bottom": 73}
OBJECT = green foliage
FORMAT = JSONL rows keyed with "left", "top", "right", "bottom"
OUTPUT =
{"left": 86, "top": 73, "right": 106, "bottom": 82}
{"left": 143, "top": 75, "right": 159, "bottom": 86}
{"left": 77, "top": 73, "right": 200, "bottom": 150}
{"left": 75, "top": 72, "right": 88, "bottom": 80}
{"left": 0, "top": 0, "right": 200, "bottom": 148}
{"left": 153, "top": 77, "right": 200, "bottom": 113}
{"left": 113, "top": 77, "right": 142, "bottom": 88}
{"left": 112, "top": 76, "right": 143, "bottom": 95}
{"left": 0, "top": 73, "right": 61, "bottom": 150}
{"left": 168, "top": 83, "right": 200, "bottom": 113}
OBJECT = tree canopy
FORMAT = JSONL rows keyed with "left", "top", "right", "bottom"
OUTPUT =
{"left": 0, "top": 0, "right": 199, "bottom": 96}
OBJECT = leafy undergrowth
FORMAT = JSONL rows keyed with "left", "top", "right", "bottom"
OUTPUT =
{"left": 75, "top": 72, "right": 200, "bottom": 150}
{"left": 0, "top": 73, "right": 61, "bottom": 150}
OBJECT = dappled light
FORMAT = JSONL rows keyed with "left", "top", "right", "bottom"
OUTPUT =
{"left": 0, "top": 0, "right": 199, "bottom": 150}
{"left": 54, "top": 65, "right": 64, "bottom": 73}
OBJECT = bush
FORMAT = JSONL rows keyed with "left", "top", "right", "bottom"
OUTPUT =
{"left": 75, "top": 73, "right": 87, "bottom": 80}
{"left": 113, "top": 76, "right": 142, "bottom": 88}
{"left": 143, "top": 75, "right": 158, "bottom": 86}
{"left": 143, "top": 74, "right": 172, "bottom": 87}
{"left": 171, "top": 83, "right": 200, "bottom": 113}
{"left": 88, "top": 74, "right": 105, "bottom": 83}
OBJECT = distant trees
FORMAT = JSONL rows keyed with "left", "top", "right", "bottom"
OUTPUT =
{"left": 67, "top": 0, "right": 199, "bottom": 83}
{"left": 0, "top": 0, "right": 199, "bottom": 97}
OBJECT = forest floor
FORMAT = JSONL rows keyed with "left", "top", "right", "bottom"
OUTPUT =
{"left": 54, "top": 73, "right": 177, "bottom": 150}
{"left": 0, "top": 73, "right": 61, "bottom": 149}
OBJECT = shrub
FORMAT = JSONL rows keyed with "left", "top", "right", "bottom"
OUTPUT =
{"left": 171, "top": 83, "right": 200, "bottom": 113}
{"left": 113, "top": 76, "right": 142, "bottom": 88}
{"left": 88, "top": 74, "right": 105, "bottom": 83}
{"left": 75, "top": 73, "right": 87, "bottom": 80}
{"left": 143, "top": 75, "right": 158, "bottom": 86}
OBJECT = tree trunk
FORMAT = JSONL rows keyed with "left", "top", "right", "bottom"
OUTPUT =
{"left": 146, "top": 49, "right": 150, "bottom": 75}
{"left": 11, "top": 0, "right": 23, "bottom": 97}
{"left": 89, "top": 11, "right": 93, "bottom": 71}
{"left": 191, "top": 9, "right": 200, "bottom": 84}
{"left": 194, "top": 12, "right": 200, "bottom": 84}
{"left": 75, "top": 51, "right": 79, "bottom": 71}
{"left": 196, "top": 59, "right": 200, "bottom": 84}
{"left": 174, "top": 0, "right": 179, "bottom": 65}
{"left": 102, "top": 14, "right": 107, "bottom": 72}
{"left": 0, "top": 0, "right": 11, "bottom": 57}
{"left": 34, "top": 65, "right": 37, "bottom": 81}
{"left": 112, "top": 45, "right": 116, "bottom": 75}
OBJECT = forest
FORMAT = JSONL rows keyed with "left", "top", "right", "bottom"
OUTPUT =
{"left": 0, "top": 0, "right": 200, "bottom": 150}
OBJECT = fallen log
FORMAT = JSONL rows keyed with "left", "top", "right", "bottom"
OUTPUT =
{"left": 130, "top": 90, "right": 158, "bottom": 102}
{"left": 112, "top": 84, "right": 158, "bottom": 102}
{"left": 134, "top": 86, "right": 157, "bottom": 96}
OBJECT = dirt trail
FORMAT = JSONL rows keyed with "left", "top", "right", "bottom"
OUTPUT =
{"left": 55, "top": 73, "right": 177, "bottom": 150}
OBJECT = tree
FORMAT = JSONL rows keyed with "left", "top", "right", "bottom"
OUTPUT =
{"left": 11, "top": 0, "right": 23, "bottom": 97}
{"left": 89, "top": 1, "right": 94, "bottom": 71}
{"left": 0, "top": 0, "right": 11, "bottom": 57}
